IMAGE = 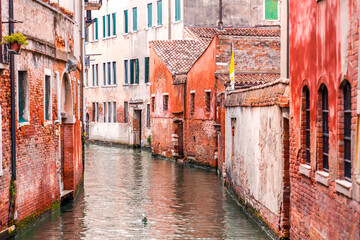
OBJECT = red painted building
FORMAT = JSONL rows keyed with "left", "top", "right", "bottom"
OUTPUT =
{"left": 289, "top": 0, "right": 360, "bottom": 238}
{"left": 150, "top": 27, "right": 281, "bottom": 168}
{"left": 0, "top": 0, "right": 84, "bottom": 236}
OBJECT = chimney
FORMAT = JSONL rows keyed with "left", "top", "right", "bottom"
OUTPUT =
{"left": 218, "top": 0, "right": 223, "bottom": 29}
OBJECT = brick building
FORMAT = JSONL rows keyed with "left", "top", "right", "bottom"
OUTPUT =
{"left": 84, "top": 0, "right": 281, "bottom": 147}
{"left": 0, "top": 0, "right": 84, "bottom": 236}
{"left": 289, "top": 0, "right": 360, "bottom": 238}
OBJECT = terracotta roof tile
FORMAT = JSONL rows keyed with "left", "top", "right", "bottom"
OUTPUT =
{"left": 225, "top": 79, "right": 290, "bottom": 108}
{"left": 216, "top": 73, "right": 280, "bottom": 87}
{"left": 185, "top": 27, "right": 280, "bottom": 40}
{"left": 150, "top": 40, "right": 209, "bottom": 75}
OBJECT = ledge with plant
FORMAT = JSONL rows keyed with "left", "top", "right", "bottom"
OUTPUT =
{"left": 2, "top": 32, "right": 28, "bottom": 53}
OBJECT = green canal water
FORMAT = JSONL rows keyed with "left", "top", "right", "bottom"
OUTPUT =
{"left": 16, "top": 144, "right": 271, "bottom": 239}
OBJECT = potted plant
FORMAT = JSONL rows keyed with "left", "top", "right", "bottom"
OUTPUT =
{"left": 2, "top": 33, "right": 28, "bottom": 52}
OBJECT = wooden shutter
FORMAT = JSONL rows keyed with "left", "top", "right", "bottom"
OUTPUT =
{"left": 135, "top": 58, "right": 139, "bottom": 84}
{"left": 148, "top": 4, "right": 152, "bottom": 28}
{"left": 107, "top": 14, "right": 110, "bottom": 37}
{"left": 112, "top": 13, "right": 116, "bottom": 35}
{"left": 145, "top": 57, "right": 149, "bottom": 83}
{"left": 124, "top": 10, "right": 128, "bottom": 33}
{"left": 130, "top": 59, "right": 134, "bottom": 84}
{"left": 265, "top": 0, "right": 278, "bottom": 20}
{"left": 133, "top": 8, "right": 137, "bottom": 31}
{"left": 103, "top": 15, "right": 106, "bottom": 37}
{"left": 18, "top": 72, "right": 25, "bottom": 122}
{"left": 113, "top": 62, "right": 117, "bottom": 85}
{"left": 95, "top": 18, "right": 98, "bottom": 39}
{"left": 157, "top": 1, "right": 162, "bottom": 25}
{"left": 175, "top": 0, "right": 181, "bottom": 21}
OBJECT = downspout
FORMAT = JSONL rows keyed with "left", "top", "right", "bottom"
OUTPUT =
{"left": 286, "top": 0, "right": 289, "bottom": 79}
{"left": 356, "top": 15, "right": 360, "bottom": 185}
{"left": 9, "top": 0, "right": 16, "bottom": 181}
{"left": 55, "top": 72, "right": 61, "bottom": 123}
{"left": 218, "top": 0, "right": 223, "bottom": 29}
{"left": 168, "top": 0, "right": 171, "bottom": 39}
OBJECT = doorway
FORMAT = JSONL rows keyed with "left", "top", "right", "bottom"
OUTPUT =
{"left": 133, "top": 110, "right": 142, "bottom": 147}
{"left": 175, "top": 121, "right": 184, "bottom": 156}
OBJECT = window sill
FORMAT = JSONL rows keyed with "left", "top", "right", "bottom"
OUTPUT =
{"left": 299, "top": 164, "right": 311, "bottom": 178}
{"left": 123, "top": 33, "right": 129, "bottom": 36}
{"left": 102, "top": 85, "right": 117, "bottom": 88}
{"left": 44, "top": 120, "right": 52, "bottom": 126}
{"left": 0, "top": 63, "right": 9, "bottom": 69}
{"left": 146, "top": 82, "right": 151, "bottom": 86}
{"left": 172, "top": 20, "right": 182, "bottom": 24}
{"left": 86, "top": 86, "right": 99, "bottom": 89}
{"left": 155, "top": 25, "right": 163, "bottom": 28}
{"left": 103, "top": 36, "right": 117, "bottom": 40}
{"left": 335, "top": 180, "right": 352, "bottom": 198}
{"left": 123, "top": 83, "right": 130, "bottom": 86}
{"left": 315, "top": 171, "right": 330, "bottom": 186}
{"left": 18, "top": 121, "right": 30, "bottom": 128}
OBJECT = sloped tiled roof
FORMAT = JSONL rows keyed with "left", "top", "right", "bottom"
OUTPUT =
{"left": 225, "top": 79, "right": 289, "bottom": 108}
{"left": 185, "top": 27, "right": 281, "bottom": 40}
{"left": 216, "top": 73, "right": 280, "bottom": 88}
{"left": 150, "top": 40, "right": 209, "bottom": 75}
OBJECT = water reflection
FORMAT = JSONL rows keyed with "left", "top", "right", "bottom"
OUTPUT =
{"left": 16, "top": 144, "right": 270, "bottom": 240}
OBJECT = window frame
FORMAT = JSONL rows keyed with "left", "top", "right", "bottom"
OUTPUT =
{"left": 175, "top": 0, "right": 181, "bottom": 22}
{"left": 132, "top": 7, "right": 138, "bottom": 32}
{"left": 205, "top": 91, "right": 211, "bottom": 112}
{"left": 124, "top": 10, "right": 129, "bottom": 34}
{"left": 157, "top": 0, "right": 163, "bottom": 26}
{"left": 17, "top": 71, "right": 30, "bottom": 125}
{"left": 124, "top": 101, "right": 129, "bottom": 123}
{"left": 163, "top": 93, "right": 169, "bottom": 112}
{"left": 44, "top": 70, "right": 52, "bottom": 122}
{"left": 264, "top": 0, "right": 279, "bottom": 21}
{"left": 343, "top": 82, "right": 352, "bottom": 181}
{"left": 124, "top": 59, "right": 129, "bottom": 84}
{"left": 147, "top": 3, "right": 153, "bottom": 28}
{"left": 321, "top": 86, "right": 329, "bottom": 172}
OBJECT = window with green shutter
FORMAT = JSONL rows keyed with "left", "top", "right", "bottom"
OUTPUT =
{"left": 157, "top": 1, "right": 162, "bottom": 26}
{"left": 175, "top": 0, "right": 181, "bottom": 22}
{"left": 113, "top": 62, "right": 117, "bottom": 85}
{"left": 265, "top": 0, "right": 278, "bottom": 20}
{"left": 135, "top": 59, "right": 139, "bottom": 84}
{"left": 108, "top": 62, "right": 111, "bottom": 85}
{"left": 112, "top": 13, "right": 116, "bottom": 35}
{"left": 92, "top": 65, "right": 95, "bottom": 86}
{"left": 147, "top": 3, "right": 152, "bottom": 28}
{"left": 107, "top": 14, "right": 111, "bottom": 37}
{"left": 145, "top": 57, "right": 149, "bottom": 83}
{"left": 103, "top": 15, "right": 106, "bottom": 37}
{"left": 130, "top": 59, "right": 134, "bottom": 84}
{"left": 124, "top": 10, "right": 129, "bottom": 34}
{"left": 103, "top": 63, "right": 106, "bottom": 85}
{"left": 95, "top": 18, "right": 98, "bottom": 40}
{"left": 133, "top": 7, "right": 137, "bottom": 31}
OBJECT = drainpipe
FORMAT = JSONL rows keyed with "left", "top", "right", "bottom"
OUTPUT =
{"left": 356, "top": 16, "right": 360, "bottom": 185}
{"left": 218, "top": 0, "right": 223, "bottom": 29}
{"left": 9, "top": 0, "right": 16, "bottom": 181}
{"left": 55, "top": 72, "right": 61, "bottom": 124}
{"left": 286, "top": 0, "right": 289, "bottom": 79}
{"left": 168, "top": 0, "right": 171, "bottom": 39}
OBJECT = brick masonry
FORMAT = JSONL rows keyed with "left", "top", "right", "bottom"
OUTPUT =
{"left": 0, "top": 0, "right": 83, "bottom": 233}
{"left": 289, "top": 0, "right": 360, "bottom": 239}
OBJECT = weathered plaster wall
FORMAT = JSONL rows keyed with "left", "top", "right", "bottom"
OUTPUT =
{"left": 225, "top": 105, "right": 284, "bottom": 219}
{"left": 89, "top": 122, "right": 130, "bottom": 144}
{"left": 0, "top": 0, "right": 83, "bottom": 232}
{"left": 183, "top": 0, "right": 281, "bottom": 27}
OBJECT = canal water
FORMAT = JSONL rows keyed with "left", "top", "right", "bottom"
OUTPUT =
{"left": 17, "top": 144, "right": 270, "bottom": 239}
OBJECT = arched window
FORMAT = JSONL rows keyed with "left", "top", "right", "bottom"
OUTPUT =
{"left": 302, "top": 86, "right": 311, "bottom": 164}
{"left": 321, "top": 86, "right": 329, "bottom": 171}
{"left": 343, "top": 82, "right": 351, "bottom": 180}
{"left": 305, "top": 87, "right": 310, "bottom": 164}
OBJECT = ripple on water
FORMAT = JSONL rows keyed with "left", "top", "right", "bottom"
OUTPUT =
{"left": 16, "top": 144, "right": 271, "bottom": 240}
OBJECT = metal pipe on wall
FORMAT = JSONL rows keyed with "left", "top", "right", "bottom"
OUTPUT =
{"left": 9, "top": 0, "right": 16, "bottom": 181}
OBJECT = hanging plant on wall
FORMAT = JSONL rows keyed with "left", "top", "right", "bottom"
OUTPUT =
{"left": 2, "top": 32, "right": 28, "bottom": 53}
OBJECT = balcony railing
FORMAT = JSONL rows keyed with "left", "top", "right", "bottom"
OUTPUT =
{"left": 85, "top": 0, "right": 102, "bottom": 10}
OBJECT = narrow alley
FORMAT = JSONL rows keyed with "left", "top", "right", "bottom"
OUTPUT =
{"left": 16, "top": 144, "right": 270, "bottom": 239}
